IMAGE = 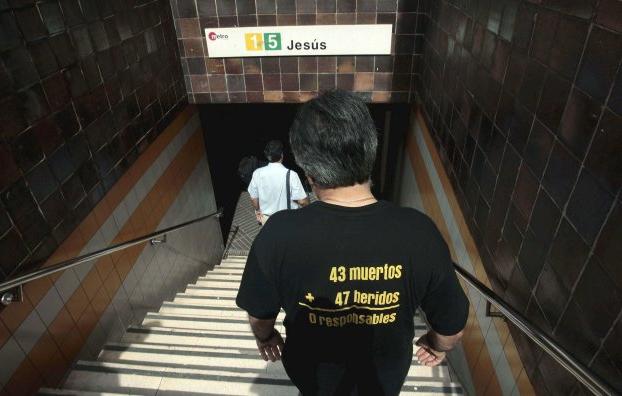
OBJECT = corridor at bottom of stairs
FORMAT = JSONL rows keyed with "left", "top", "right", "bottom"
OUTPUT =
{"left": 38, "top": 255, "right": 464, "bottom": 396}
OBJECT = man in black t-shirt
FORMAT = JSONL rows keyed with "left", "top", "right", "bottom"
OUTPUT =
{"left": 236, "top": 90, "right": 469, "bottom": 395}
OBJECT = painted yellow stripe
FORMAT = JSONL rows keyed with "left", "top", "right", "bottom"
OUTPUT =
{"left": 406, "top": 110, "right": 504, "bottom": 395}
{"left": 414, "top": 109, "right": 534, "bottom": 395}
{"left": 298, "top": 302, "right": 400, "bottom": 312}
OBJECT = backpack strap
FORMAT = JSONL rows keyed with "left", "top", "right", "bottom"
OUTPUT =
{"left": 286, "top": 170, "right": 291, "bottom": 210}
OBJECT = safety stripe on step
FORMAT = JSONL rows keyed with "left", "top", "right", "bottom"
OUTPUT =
{"left": 161, "top": 303, "right": 242, "bottom": 311}
{"left": 403, "top": 384, "right": 463, "bottom": 394}
{"left": 73, "top": 363, "right": 294, "bottom": 386}
{"left": 126, "top": 327, "right": 257, "bottom": 340}
{"left": 186, "top": 285, "right": 240, "bottom": 290}
{"left": 103, "top": 344, "right": 260, "bottom": 359}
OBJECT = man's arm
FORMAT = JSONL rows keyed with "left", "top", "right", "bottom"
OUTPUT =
{"left": 250, "top": 197, "right": 263, "bottom": 222}
{"left": 415, "top": 330, "right": 464, "bottom": 366}
{"left": 248, "top": 315, "right": 284, "bottom": 362}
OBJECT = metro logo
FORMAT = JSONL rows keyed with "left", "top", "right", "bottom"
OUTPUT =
{"left": 245, "top": 32, "right": 281, "bottom": 51}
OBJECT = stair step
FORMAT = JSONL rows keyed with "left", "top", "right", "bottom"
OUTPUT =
{"left": 64, "top": 361, "right": 295, "bottom": 395}
{"left": 38, "top": 389, "right": 128, "bottom": 396}
{"left": 140, "top": 312, "right": 287, "bottom": 333}
{"left": 170, "top": 294, "right": 239, "bottom": 307}
{"left": 182, "top": 287, "right": 238, "bottom": 297}
{"left": 197, "top": 273, "right": 243, "bottom": 282}
{"left": 216, "top": 262, "right": 246, "bottom": 269}
{"left": 222, "top": 256, "right": 248, "bottom": 261}
{"left": 210, "top": 267, "right": 245, "bottom": 275}
{"left": 122, "top": 326, "right": 269, "bottom": 349}
{"left": 64, "top": 360, "right": 460, "bottom": 395}
{"left": 187, "top": 281, "right": 240, "bottom": 290}
{"left": 97, "top": 343, "right": 452, "bottom": 380}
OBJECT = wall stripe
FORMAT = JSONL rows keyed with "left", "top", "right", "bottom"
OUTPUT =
{"left": 0, "top": 105, "right": 220, "bottom": 395}
{"left": 404, "top": 109, "right": 536, "bottom": 395}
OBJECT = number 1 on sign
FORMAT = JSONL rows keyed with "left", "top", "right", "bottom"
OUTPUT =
{"left": 245, "top": 33, "right": 263, "bottom": 51}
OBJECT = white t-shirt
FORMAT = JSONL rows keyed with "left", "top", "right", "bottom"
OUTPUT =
{"left": 248, "top": 162, "right": 307, "bottom": 216}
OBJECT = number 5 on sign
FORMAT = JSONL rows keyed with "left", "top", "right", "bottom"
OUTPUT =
{"left": 245, "top": 33, "right": 263, "bottom": 51}
{"left": 263, "top": 33, "right": 281, "bottom": 50}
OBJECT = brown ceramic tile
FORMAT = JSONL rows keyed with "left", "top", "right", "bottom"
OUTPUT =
{"left": 280, "top": 57, "right": 299, "bottom": 73}
{"left": 227, "top": 75, "right": 246, "bottom": 91}
{"left": 283, "top": 91, "right": 302, "bottom": 102}
{"left": 337, "top": 0, "right": 356, "bottom": 13}
{"left": 596, "top": 0, "right": 622, "bottom": 33}
{"left": 178, "top": 18, "right": 201, "bottom": 37}
{"left": 317, "top": 13, "right": 337, "bottom": 24}
{"left": 355, "top": 56, "right": 374, "bottom": 72}
{"left": 356, "top": 13, "right": 376, "bottom": 24}
{"left": 264, "top": 91, "right": 285, "bottom": 101}
{"left": 225, "top": 58, "right": 243, "bottom": 74}
{"left": 372, "top": 91, "right": 391, "bottom": 101}
{"left": 281, "top": 73, "right": 300, "bottom": 91}
{"left": 247, "top": 91, "right": 265, "bottom": 102}
{"left": 318, "top": 73, "right": 336, "bottom": 91}
{"left": 337, "top": 73, "right": 354, "bottom": 89}
{"left": 263, "top": 73, "right": 282, "bottom": 90}
{"left": 183, "top": 38, "right": 204, "bottom": 57}
{"left": 190, "top": 75, "right": 210, "bottom": 92}
{"left": 261, "top": 58, "right": 280, "bottom": 73}
{"left": 297, "top": 14, "right": 316, "bottom": 25}
{"left": 318, "top": 56, "right": 337, "bottom": 73}
{"left": 337, "top": 56, "right": 355, "bottom": 72}
{"left": 206, "top": 58, "right": 225, "bottom": 74}
{"left": 239, "top": 14, "right": 258, "bottom": 26}
{"left": 5, "top": 357, "right": 43, "bottom": 396}
{"left": 243, "top": 57, "right": 262, "bottom": 73}
{"left": 258, "top": 14, "right": 277, "bottom": 25}
{"left": 209, "top": 75, "right": 227, "bottom": 92}
{"left": 336, "top": 12, "right": 356, "bottom": 24}
{"left": 300, "top": 73, "right": 318, "bottom": 90}
{"left": 277, "top": 14, "right": 296, "bottom": 25}
{"left": 373, "top": 72, "right": 392, "bottom": 90}
{"left": 245, "top": 74, "right": 263, "bottom": 91}
{"left": 354, "top": 72, "right": 373, "bottom": 91}
{"left": 299, "top": 57, "right": 318, "bottom": 73}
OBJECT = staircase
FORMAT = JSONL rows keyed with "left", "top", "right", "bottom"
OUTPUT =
{"left": 39, "top": 255, "right": 464, "bottom": 395}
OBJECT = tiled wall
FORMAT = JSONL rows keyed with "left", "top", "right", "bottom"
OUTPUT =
{"left": 400, "top": 112, "right": 535, "bottom": 395}
{"left": 0, "top": 106, "right": 223, "bottom": 394}
{"left": 417, "top": 0, "right": 621, "bottom": 393}
{"left": 172, "top": 0, "right": 426, "bottom": 103}
{"left": 0, "top": 0, "right": 186, "bottom": 281}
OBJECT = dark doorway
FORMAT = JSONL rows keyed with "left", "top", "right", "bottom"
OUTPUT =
{"left": 199, "top": 103, "right": 410, "bottom": 236}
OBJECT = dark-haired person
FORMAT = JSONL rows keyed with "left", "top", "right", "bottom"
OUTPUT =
{"left": 248, "top": 140, "right": 309, "bottom": 225}
{"left": 236, "top": 91, "right": 469, "bottom": 395}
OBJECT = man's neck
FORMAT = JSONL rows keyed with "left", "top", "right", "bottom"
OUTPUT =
{"left": 315, "top": 182, "right": 376, "bottom": 207}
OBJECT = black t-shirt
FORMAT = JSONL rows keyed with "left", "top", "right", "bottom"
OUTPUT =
{"left": 236, "top": 201, "right": 469, "bottom": 394}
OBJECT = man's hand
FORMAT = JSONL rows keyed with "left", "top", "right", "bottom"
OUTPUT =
{"left": 415, "top": 333, "right": 447, "bottom": 367}
{"left": 255, "top": 210, "right": 263, "bottom": 223}
{"left": 256, "top": 329, "right": 284, "bottom": 362}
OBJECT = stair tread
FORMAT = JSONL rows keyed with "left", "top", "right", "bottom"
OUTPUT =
{"left": 52, "top": 252, "right": 462, "bottom": 395}
{"left": 66, "top": 361, "right": 461, "bottom": 395}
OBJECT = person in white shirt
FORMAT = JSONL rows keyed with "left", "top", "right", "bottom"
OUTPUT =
{"left": 248, "top": 140, "right": 309, "bottom": 225}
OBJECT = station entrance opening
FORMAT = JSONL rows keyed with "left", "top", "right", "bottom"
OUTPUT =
{"left": 199, "top": 103, "right": 411, "bottom": 234}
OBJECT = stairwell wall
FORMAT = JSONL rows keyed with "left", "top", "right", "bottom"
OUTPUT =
{"left": 0, "top": 106, "right": 223, "bottom": 395}
{"left": 416, "top": 1, "right": 622, "bottom": 393}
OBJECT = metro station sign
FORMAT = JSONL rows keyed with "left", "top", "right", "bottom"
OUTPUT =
{"left": 205, "top": 25, "right": 392, "bottom": 58}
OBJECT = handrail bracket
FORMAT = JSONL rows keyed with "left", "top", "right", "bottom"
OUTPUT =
{"left": 1, "top": 285, "right": 23, "bottom": 306}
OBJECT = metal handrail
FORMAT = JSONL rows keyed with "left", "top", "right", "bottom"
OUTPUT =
{"left": 453, "top": 263, "right": 616, "bottom": 395}
{"left": 0, "top": 209, "right": 223, "bottom": 297}
{"left": 222, "top": 225, "right": 240, "bottom": 260}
